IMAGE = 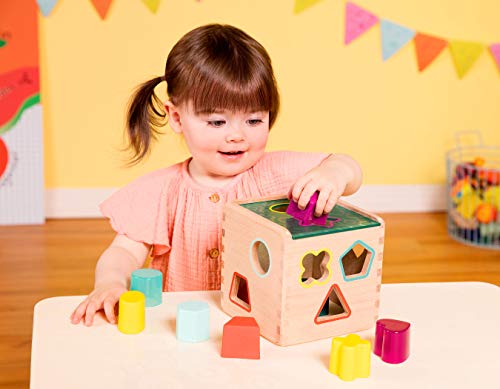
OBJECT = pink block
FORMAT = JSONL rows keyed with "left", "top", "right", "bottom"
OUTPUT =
{"left": 374, "top": 318, "right": 410, "bottom": 364}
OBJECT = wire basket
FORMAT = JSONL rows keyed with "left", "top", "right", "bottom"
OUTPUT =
{"left": 446, "top": 131, "right": 500, "bottom": 249}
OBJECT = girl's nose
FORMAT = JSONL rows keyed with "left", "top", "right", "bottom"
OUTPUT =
{"left": 225, "top": 128, "right": 245, "bottom": 142}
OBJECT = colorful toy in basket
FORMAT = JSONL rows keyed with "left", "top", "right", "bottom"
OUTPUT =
{"left": 220, "top": 195, "right": 384, "bottom": 346}
{"left": 449, "top": 156, "right": 500, "bottom": 247}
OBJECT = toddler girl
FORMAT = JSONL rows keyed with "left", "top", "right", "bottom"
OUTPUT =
{"left": 71, "top": 24, "right": 362, "bottom": 326}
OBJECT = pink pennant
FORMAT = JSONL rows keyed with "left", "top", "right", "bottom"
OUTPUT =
{"left": 345, "top": 2, "right": 379, "bottom": 45}
{"left": 490, "top": 44, "right": 500, "bottom": 73}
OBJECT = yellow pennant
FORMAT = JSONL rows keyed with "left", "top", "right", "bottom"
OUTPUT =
{"left": 449, "top": 40, "right": 485, "bottom": 79}
{"left": 294, "top": 0, "right": 324, "bottom": 14}
{"left": 142, "top": 0, "right": 161, "bottom": 13}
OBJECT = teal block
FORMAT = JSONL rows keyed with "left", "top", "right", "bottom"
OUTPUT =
{"left": 130, "top": 269, "right": 163, "bottom": 307}
{"left": 176, "top": 301, "right": 210, "bottom": 342}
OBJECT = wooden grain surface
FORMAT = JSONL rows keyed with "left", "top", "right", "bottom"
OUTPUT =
{"left": 0, "top": 214, "right": 499, "bottom": 388}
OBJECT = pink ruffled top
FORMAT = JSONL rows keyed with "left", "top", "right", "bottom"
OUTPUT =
{"left": 100, "top": 151, "right": 329, "bottom": 291}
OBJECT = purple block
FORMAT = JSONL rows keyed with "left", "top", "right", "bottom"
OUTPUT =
{"left": 286, "top": 192, "right": 335, "bottom": 227}
{"left": 374, "top": 318, "right": 411, "bottom": 364}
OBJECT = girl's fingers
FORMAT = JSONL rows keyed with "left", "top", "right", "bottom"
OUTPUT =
{"left": 315, "top": 188, "right": 332, "bottom": 217}
{"left": 70, "top": 299, "right": 89, "bottom": 324}
{"left": 297, "top": 181, "right": 319, "bottom": 210}
{"left": 325, "top": 191, "right": 341, "bottom": 214}
{"left": 84, "top": 300, "right": 100, "bottom": 327}
{"left": 291, "top": 175, "right": 312, "bottom": 204}
{"left": 103, "top": 298, "right": 117, "bottom": 324}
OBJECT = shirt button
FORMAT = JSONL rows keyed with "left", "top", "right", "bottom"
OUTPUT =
{"left": 209, "top": 248, "right": 219, "bottom": 259}
{"left": 209, "top": 193, "right": 220, "bottom": 203}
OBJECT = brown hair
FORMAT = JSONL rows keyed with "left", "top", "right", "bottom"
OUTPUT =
{"left": 126, "top": 24, "right": 280, "bottom": 164}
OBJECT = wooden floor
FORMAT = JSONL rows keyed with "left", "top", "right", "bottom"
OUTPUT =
{"left": 1, "top": 213, "right": 499, "bottom": 388}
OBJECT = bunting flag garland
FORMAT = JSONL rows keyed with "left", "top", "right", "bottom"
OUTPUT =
{"left": 142, "top": 0, "right": 161, "bottom": 14}
{"left": 345, "top": 2, "right": 499, "bottom": 79}
{"left": 449, "top": 41, "right": 484, "bottom": 79}
{"left": 36, "top": 0, "right": 58, "bottom": 17}
{"left": 380, "top": 20, "right": 415, "bottom": 61}
{"left": 413, "top": 33, "right": 448, "bottom": 72}
{"left": 294, "top": 0, "right": 324, "bottom": 14}
{"left": 344, "top": 2, "right": 378, "bottom": 45}
{"left": 31, "top": 0, "right": 500, "bottom": 79}
{"left": 490, "top": 44, "right": 500, "bottom": 73}
{"left": 90, "top": 0, "right": 113, "bottom": 20}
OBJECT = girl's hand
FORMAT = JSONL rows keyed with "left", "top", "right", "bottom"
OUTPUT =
{"left": 288, "top": 164, "right": 349, "bottom": 218}
{"left": 70, "top": 282, "right": 127, "bottom": 326}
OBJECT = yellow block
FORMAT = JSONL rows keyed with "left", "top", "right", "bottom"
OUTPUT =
{"left": 329, "top": 334, "right": 371, "bottom": 381}
{"left": 117, "top": 291, "right": 145, "bottom": 334}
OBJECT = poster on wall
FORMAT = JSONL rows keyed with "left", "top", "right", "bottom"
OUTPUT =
{"left": 0, "top": 1, "right": 45, "bottom": 224}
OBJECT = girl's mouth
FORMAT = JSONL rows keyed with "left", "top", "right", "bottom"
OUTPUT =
{"left": 219, "top": 151, "right": 244, "bottom": 155}
{"left": 219, "top": 150, "right": 246, "bottom": 160}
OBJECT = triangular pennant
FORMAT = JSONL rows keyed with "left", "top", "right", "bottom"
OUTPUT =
{"left": 36, "top": 0, "right": 58, "bottom": 17}
{"left": 413, "top": 32, "right": 448, "bottom": 72}
{"left": 489, "top": 44, "right": 500, "bottom": 74}
{"left": 380, "top": 19, "right": 416, "bottom": 61}
{"left": 294, "top": 0, "right": 324, "bottom": 14}
{"left": 90, "top": 0, "right": 113, "bottom": 20}
{"left": 449, "top": 40, "right": 484, "bottom": 79}
{"left": 344, "top": 2, "right": 379, "bottom": 45}
{"left": 142, "top": 0, "right": 161, "bottom": 14}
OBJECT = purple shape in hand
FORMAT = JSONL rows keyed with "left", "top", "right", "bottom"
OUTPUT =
{"left": 286, "top": 192, "right": 339, "bottom": 227}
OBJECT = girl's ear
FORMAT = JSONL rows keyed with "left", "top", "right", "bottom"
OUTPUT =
{"left": 164, "top": 101, "right": 182, "bottom": 134}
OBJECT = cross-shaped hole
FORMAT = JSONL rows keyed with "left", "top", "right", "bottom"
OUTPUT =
{"left": 301, "top": 250, "right": 330, "bottom": 285}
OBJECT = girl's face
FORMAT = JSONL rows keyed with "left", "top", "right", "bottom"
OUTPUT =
{"left": 167, "top": 102, "right": 270, "bottom": 186}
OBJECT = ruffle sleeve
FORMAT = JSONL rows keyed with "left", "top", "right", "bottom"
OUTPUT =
{"left": 99, "top": 168, "right": 173, "bottom": 256}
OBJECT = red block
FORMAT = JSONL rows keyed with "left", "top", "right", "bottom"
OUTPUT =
{"left": 221, "top": 316, "right": 260, "bottom": 359}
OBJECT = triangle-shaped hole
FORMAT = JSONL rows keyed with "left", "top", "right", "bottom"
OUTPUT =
{"left": 315, "top": 284, "right": 351, "bottom": 324}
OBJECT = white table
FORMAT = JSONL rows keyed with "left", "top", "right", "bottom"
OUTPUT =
{"left": 31, "top": 282, "right": 500, "bottom": 388}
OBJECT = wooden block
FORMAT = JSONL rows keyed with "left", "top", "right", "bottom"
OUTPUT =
{"left": 221, "top": 316, "right": 260, "bottom": 359}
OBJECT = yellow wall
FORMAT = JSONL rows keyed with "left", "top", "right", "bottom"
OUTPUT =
{"left": 40, "top": 0, "right": 500, "bottom": 188}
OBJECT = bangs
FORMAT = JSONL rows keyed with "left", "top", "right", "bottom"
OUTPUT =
{"left": 188, "top": 69, "right": 277, "bottom": 115}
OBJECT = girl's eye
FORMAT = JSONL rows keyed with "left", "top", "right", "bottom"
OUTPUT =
{"left": 247, "top": 119, "right": 264, "bottom": 126}
{"left": 208, "top": 120, "right": 226, "bottom": 127}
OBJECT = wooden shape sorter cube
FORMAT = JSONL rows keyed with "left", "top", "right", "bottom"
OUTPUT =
{"left": 220, "top": 196, "right": 385, "bottom": 346}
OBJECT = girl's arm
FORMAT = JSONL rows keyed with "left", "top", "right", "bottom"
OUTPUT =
{"left": 288, "top": 153, "right": 363, "bottom": 217}
{"left": 70, "top": 234, "right": 151, "bottom": 326}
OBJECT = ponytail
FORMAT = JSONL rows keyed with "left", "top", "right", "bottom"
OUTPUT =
{"left": 126, "top": 76, "right": 166, "bottom": 165}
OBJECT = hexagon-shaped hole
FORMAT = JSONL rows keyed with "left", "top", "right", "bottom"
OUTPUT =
{"left": 340, "top": 242, "right": 373, "bottom": 280}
